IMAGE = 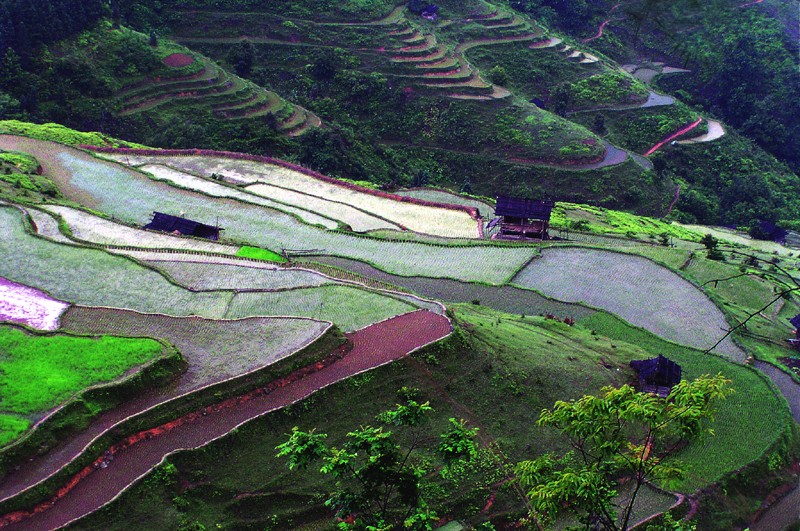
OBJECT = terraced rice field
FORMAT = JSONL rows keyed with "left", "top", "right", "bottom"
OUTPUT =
{"left": 245, "top": 183, "right": 399, "bottom": 232}
{"left": 0, "top": 308, "right": 331, "bottom": 510}
{"left": 224, "top": 285, "right": 422, "bottom": 331}
{"left": 0, "top": 277, "right": 69, "bottom": 331}
{"left": 63, "top": 308, "right": 330, "bottom": 388}
{"left": 41, "top": 205, "right": 241, "bottom": 254}
{"left": 512, "top": 247, "right": 745, "bottom": 361}
{"left": 137, "top": 163, "right": 339, "bottom": 230}
{"left": 114, "top": 154, "right": 479, "bottom": 238}
{"left": 0, "top": 206, "right": 231, "bottom": 318}
{"left": 24, "top": 208, "right": 73, "bottom": 244}
{"left": 396, "top": 188, "right": 496, "bottom": 218}
{"left": 0, "top": 310, "right": 451, "bottom": 531}
{"left": 145, "top": 261, "right": 332, "bottom": 291}
{"left": 0, "top": 138, "right": 534, "bottom": 283}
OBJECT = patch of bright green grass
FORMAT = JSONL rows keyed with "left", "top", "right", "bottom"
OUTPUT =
{"left": 551, "top": 202, "right": 703, "bottom": 242}
{"left": 0, "top": 326, "right": 164, "bottom": 415}
{"left": 0, "top": 120, "right": 147, "bottom": 148}
{"left": 0, "top": 151, "right": 39, "bottom": 173}
{"left": 235, "top": 246, "right": 287, "bottom": 263}
{"left": 0, "top": 415, "right": 31, "bottom": 446}
{"left": 578, "top": 312, "right": 792, "bottom": 492}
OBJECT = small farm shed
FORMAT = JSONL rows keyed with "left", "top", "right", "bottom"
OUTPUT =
{"left": 143, "top": 212, "right": 223, "bottom": 240}
{"left": 494, "top": 196, "right": 555, "bottom": 240}
{"left": 630, "top": 355, "right": 682, "bottom": 398}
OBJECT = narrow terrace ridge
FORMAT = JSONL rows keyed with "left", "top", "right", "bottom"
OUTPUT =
{"left": 0, "top": 310, "right": 452, "bottom": 530}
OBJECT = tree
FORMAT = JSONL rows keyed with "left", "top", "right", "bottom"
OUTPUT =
{"left": 700, "top": 233, "right": 724, "bottom": 261}
{"left": 516, "top": 374, "right": 732, "bottom": 530}
{"left": 275, "top": 390, "right": 479, "bottom": 530}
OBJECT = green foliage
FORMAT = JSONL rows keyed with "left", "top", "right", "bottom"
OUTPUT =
{"left": 0, "top": 415, "right": 31, "bottom": 446}
{"left": 0, "top": 120, "right": 145, "bottom": 148}
{"left": 0, "top": 325, "right": 163, "bottom": 446}
{"left": 276, "top": 396, "right": 477, "bottom": 529}
{"left": 234, "top": 245, "right": 287, "bottom": 263}
{"left": 0, "top": 151, "right": 38, "bottom": 173}
{"left": 564, "top": 71, "right": 649, "bottom": 109}
{"left": 517, "top": 375, "right": 732, "bottom": 530}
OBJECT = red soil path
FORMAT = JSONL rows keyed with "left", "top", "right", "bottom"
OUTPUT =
{"left": 0, "top": 310, "right": 452, "bottom": 531}
{"left": 582, "top": 3, "right": 620, "bottom": 43}
{"left": 643, "top": 117, "right": 703, "bottom": 156}
{"left": 162, "top": 53, "right": 195, "bottom": 68}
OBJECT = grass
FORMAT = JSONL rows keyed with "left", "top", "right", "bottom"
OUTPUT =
{"left": 551, "top": 202, "right": 703, "bottom": 242}
{"left": 235, "top": 245, "right": 286, "bottom": 263}
{"left": 0, "top": 415, "right": 31, "bottom": 447}
{"left": 0, "top": 120, "right": 145, "bottom": 149}
{"left": 579, "top": 312, "right": 792, "bottom": 492}
{"left": 0, "top": 151, "right": 39, "bottom": 174}
{"left": 71, "top": 304, "right": 651, "bottom": 530}
{"left": 0, "top": 324, "right": 163, "bottom": 423}
{"left": 512, "top": 247, "right": 744, "bottom": 361}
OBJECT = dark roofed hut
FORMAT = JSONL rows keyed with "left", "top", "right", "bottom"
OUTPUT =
{"left": 143, "top": 212, "right": 223, "bottom": 241}
{"left": 494, "top": 196, "right": 555, "bottom": 240}
{"left": 630, "top": 355, "right": 682, "bottom": 398}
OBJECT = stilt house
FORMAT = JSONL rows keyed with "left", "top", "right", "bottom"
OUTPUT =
{"left": 630, "top": 355, "right": 682, "bottom": 398}
{"left": 143, "top": 212, "right": 222, "bottom": 240}
{"left": 494, "top": 196, "right": 555, "bottom": 240}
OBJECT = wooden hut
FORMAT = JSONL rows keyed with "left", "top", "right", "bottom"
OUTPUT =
{"left": 630, "top": 355, "right": 682, "bottom": 398}
{"left": 494, "top": 196, "right": 555, "bottom": 240}
{"left": 143, "top": 212, "right": 223, "bottom": 240}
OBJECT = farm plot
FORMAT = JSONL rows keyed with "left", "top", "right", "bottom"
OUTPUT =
{"left": 11, "top": 140, "right": 533, "bottom": 283}
{"left": 0, "top": 206, "right": 232, "bottom": 318}
{"left": 225, "top": 285, "right": 419, "bottom": 331}
{"left": 63, "top": 308, "right": 329, "bottom": 391}
{"left": 0, "top": 325, "right": 164, "bottom": 446}
{"left": 512, "top": 247, "right": 745, "bottom": 361}
{"left": 245, "top": 183, "right": 399, "bottom": 232}
{"left": 144, "top": 261, "right": 332, "bottom": 291}
{"left": 24, "top": 208, "right": 72, "bottom": 244}
{"left": 41, "top": 205, "right": 240, "bottom": 254}
{"left": 396, "top": 188, "right": 496, "bottom": 218}
{"left": 0, "top": 277, "right": 69, "bottom": 331}
{"left": 138, "top": 164, "right": 338, "bottom": 230}
{"left": 311, "top": 255, "right": 595, "bottom": 319}
{"left": 108, "top": 153, "right": 479, "bottom": 238}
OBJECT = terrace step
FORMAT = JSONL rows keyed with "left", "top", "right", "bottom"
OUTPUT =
{"left": 226, "top": 91, "right": 284, "bottom": 119}
{"left": 391, "top": 47, "right": 448, "bottom": 63}
{"left": 120, "top": 64, "right": 230, "bottom": 109}
{"left": 390, "top": 35, "right": 439, "bottom": 57}
{"left": 287, "top": 111, "right": 323, "bottom": 137}
{"left": 210, "top": 84, "right": 263, "bottom": 111}
{"left": 117, "top": 64, "right": 212, "bottom": 97}
{"left": 413, "top": 56, "right": 460, "bottom": 71}
{"left": 119, "top": 70, "right": 235, "bottom": 115}
{"left": 118, "top": 59, "right": 223, "bottom": 102}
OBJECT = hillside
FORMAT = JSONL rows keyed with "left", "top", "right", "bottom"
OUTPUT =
{"left": 0, "top": 0, "right": 797, "bottom": 228}
{"left": 0, "top": 121, "right": 797, "bottom": 529}
{"left": 1, "top": 0, "right": 800, "bottom": 528}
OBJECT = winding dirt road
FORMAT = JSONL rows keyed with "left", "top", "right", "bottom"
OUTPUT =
{"left": 0, "top": 310, "right": 452, "bottom": 530}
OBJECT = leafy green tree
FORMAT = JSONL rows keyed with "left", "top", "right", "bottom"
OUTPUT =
{"left": 516, "top": 374, "right": 732, "bottom": 530}
{"left": 276, "top": 391, "right": 478, "bottom": 530}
